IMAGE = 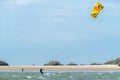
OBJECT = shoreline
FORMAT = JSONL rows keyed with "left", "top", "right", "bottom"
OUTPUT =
{"left": 0, "top": 65, "right": 120, "bottom": 72}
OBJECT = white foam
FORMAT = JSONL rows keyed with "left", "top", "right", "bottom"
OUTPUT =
{"left": 38, "top": 76, "right": 45, "bottom": 79}
{"left": 45, "top": 73, "right": 52, "bottom": 77}
{"left": 69, "top": 76, "right": 73, "bottom": 78}
{"left": 12, "top": 75, "right": 16, "bottom": 77}
{"left": 26, "top": 76, "right": 32, "bottom": 79}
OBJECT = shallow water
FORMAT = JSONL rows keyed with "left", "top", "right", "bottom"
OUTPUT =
{"left": 0, "top": 72, "right": 120, "bottom": 80}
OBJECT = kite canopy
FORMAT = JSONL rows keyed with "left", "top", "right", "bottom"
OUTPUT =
{"left": 91, "top": 2, "right": 104, "bottom": 19}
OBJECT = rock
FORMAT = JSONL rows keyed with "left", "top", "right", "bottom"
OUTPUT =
{"left": 66, "top": 63, "right": 78, "bottom": 66}
{"left": 104, "top": 58, "right": 120, "bottom": 65}
{"left": 90, "top": 63, "right": 102, "bottom": 65}
{"left": 104, "top": 60, "right": 115, "bottom": 65}
{"left": 0, "top": 61, "right": 9, "bottom": 66}
{"left": 44, "top": 61, "right": 63, "bottom": 66}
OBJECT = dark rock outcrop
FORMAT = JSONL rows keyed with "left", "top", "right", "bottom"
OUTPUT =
{"left": 90, "top": 63, "right": 102, "bottom": 65}
{"left": 104, "top": 58, "right": 120, "bottom": 65}
{"left": 0, "top": 61, "right": 9, "bottom": 66}
{"left": 44, "top": 61, "right": 63, "bottom": 66}
{"left": 66, "top": 63, "right": 78, "bottom": 66}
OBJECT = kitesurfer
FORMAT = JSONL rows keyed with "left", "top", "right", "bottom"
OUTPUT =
{"left": 40, "top": 68, "right": 44, "bottom": 74}
{"left": 22, "top": 68, "right": 24, "bottom": 72}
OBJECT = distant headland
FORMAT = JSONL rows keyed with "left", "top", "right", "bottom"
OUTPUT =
{"left": 0, "top": 61, "right": 9, "bottom": 66}
{"left": 1, "top": 57, "right": 120, "bottom": 66}
{"left": 1, "top": 58, "right": 120, "bottom": 72}
{"left": 43, "top": 57, "right": 120, "bottom": 66}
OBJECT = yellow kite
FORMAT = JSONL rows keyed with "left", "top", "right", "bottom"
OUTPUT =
{"left": 91, "top": 2, "right": 104, "bottom": 19}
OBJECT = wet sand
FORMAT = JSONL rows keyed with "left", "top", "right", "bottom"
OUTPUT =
{"left": 0, "top": 65, "right": 120, "bottom": 72}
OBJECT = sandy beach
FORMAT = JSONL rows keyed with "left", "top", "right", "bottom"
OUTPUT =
{"left": 0, "top": 65, "right": 120, "bottom": 72}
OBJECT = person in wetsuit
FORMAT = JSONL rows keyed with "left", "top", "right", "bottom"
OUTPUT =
{"left": 40, "top": 68, "right": 44, "bottom": 74}
{"left": 22, "top": 68, "right": 24, "bottom": 72}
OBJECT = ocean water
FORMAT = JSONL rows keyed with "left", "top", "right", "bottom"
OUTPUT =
{"left": 0, "top": 72, "right": 120, "bottom": 80}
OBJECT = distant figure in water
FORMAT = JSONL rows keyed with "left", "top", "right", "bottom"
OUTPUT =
{"left": 40, "top": 68, "right": 44, "bottom": 74}
{"left": 22, "top": 68, "right": 24, "bottom": 72}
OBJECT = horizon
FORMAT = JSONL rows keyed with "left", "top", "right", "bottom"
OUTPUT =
{"left": 0, "top": 0, "right": 120, "bottom": 66}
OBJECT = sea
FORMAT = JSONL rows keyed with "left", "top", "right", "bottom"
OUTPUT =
{"left": 0, "top": 71, "right": 120, "bottom": 80}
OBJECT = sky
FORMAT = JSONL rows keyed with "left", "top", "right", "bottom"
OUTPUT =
{"left": 0, "top": 0, "right": 120, "bottom": 66}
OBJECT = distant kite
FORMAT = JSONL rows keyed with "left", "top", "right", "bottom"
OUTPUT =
{"left": 91, "top": 2, "right": 104, "bottom": 19}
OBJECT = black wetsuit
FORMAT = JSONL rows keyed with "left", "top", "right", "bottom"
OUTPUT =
{"left": 40, "top": 69, "right": 44, "bottom": 74}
